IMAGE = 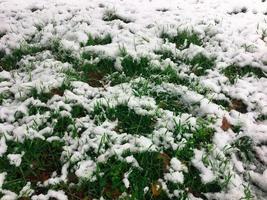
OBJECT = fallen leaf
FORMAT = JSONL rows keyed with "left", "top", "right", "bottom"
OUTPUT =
{"left": 221, "top": 116, "right": 232, "bottom": 131}
{"left": 159, "top": 153, "right": 171, "bottom": 172}
{"left": 51, "top": 88, "right": 64, "bottom": 96}
{"left": 151, "top": 182, "right": 162, "bottom": 197}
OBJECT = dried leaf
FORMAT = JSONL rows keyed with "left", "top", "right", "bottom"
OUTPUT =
{"left": 151, "top": 182, "right": 162, "bottom": 197}
{"left": 221, "top": 116, "right": 232, "bottom": 131}
{"left": 51, "top": 88, "right": 64, "bottom": 96}
{"left": 159, "top": 153, "right": 171, "bottom": 172}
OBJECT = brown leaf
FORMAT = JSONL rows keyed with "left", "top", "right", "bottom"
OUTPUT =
{"left": 221, "top": 116, "right": 232, "bottom": 131}
{"left": 51, "top": 88, "right": 64, "bottom": 96}
{"left": 158, "top": 153, "right": 171, "bottom": 172}
{"left": 151, "top": 182, "right": 162, "bottom": 197}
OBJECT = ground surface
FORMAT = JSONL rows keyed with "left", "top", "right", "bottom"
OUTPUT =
{"left": 0, "top": 0, "right": 267, "bottom": 199}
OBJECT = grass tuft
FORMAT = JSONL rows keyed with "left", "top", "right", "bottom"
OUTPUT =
{"left": 71, "top": 104, "right": 88, "bottom": 118}
{"left": 49, "top": 40, "right": 80, "bottom": 66}
{"left": 83, "top": 34, "right": 112, "bottom": 46}
{"left": 0, "top": 138, "right": 63, "bottom": 194}
{"left": 92, "top": 104, "right": 156, "bottom": 135}
{"left": 232, "top": 136, "right": 254, "bottom": 162}
{"left": 74, "top": 151, "right": 168, "bottom": 200}
{"left": 0, "top": 44, "right": 44, "bottom": 71}
{"left": 185, "top": 53, "right": 215, "bottom": 76}
{"left": 223, "top": 65, "right": 267, "bottom": 84}
{"left": 160, "top": 29, "right": 202, "bottom": 50}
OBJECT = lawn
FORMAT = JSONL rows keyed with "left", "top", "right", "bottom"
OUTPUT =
{"left": 0, "top": 0, "right": 267, "bottom": 200}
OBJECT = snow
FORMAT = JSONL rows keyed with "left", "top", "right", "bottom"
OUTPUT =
{"left": 255, "top": 145, "right": 267, "bottom": 165}
{"left": 250, "top": 170, "right": 267, "bottom": 192}
{"left": 32, "top": 190, "right": 68, "bottom": 200}
{"left": 19, "top": 182, "right": 34, "bottom": 198}
{"left": 164, "top": 171, "right": 184, "bottom": 184}
{"left": 164, "top": 158, "right": 186, "bottom": 184}
{"left": 7, "top": 153, "right": 24, "bottom": 167}
{"left": 0, "top": 172, "right": 6, "bottom": 188}
{"left": 192, "top": 149, "right": 215, "bottom": 184}
{"left": 123, "top": 171, "right": 130, "bottom": 188}
{"left": 213, "top": 130, "right": 233, "bottom": 150}
{"left": 0, "top": 137, "right": 7, "bottom": 157}
{"left": 75, "top": 160, "right": 96, "bottom": 179}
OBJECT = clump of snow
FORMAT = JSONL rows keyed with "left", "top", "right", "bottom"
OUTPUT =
{"left": 75, "top": 160, "right": 96, "bottom": 179}
{"left": 32, "top": 190, "right": 68, "bottom": 200}
{"left": 19, "top": 182, "right": 34, "bottom": 198}
{"left": 192, "top": 149, "right": 215, "bottom": 183}
{"left": 0, "top": 172, "right": 7, "bottom": 188}
{"left": 0, "top": 137, "right": 8, "bottom": 157}
{"left": 164, "top": 158, "right": 186, "bottom": 184}
{"left": 250, "top": 169, "right": 267, "bottom": 192}
{"left": 7, "top": 153, "right": 24, "bottom": 167}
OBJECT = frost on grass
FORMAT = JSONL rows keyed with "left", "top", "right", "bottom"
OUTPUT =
{"left": 0, "top": 0, "right": 267, "bottom": 199}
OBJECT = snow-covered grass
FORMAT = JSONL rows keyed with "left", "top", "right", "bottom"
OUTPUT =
{"left": 0, "top": 0, "right": 267, "bottom": 199}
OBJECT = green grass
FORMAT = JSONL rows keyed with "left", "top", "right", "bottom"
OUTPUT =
{"left": 0, "top": 49, "right": 5, "bottom": 59}
{"left": 0, "top": 91, "right": 14, "bottom": 105}
{"left": 180, "top": 166, "right": 222, "bottom": 197}
{"left": 257, "top": 114, "right": 267, "bottom": 121}
{"left": 154, "top": 49, "right": 181, "bottom": 63}
{"left": 49, "top": 40, "right": 80, "bottom": 66}
{"left": 154, "top": 91, "right": 191, "bottom": 114}
{"left": 163, "top": 119, "right": 230, "bottom": 198}
{"left": 120, "top": 55, "right": 180, "bottom": 84}
{"left": 131, "top": 79, "right": 200, "bottom": 115}
{"left": 0, "top": 40, "right": 81, "bottom": 72}
{"left": 131, "top": 78, "right": 153, "bottom": 97}
{"left": 0, "top": 44, "right": 44, "bottom": 71}
{"left": 223, "top": 65, "right": 267, "bottom": 84}
{"left": 72, "top": 151, "right": 168, "bottom": 200}
{"left": 64, "top": 53, "right": 116, "bottom": 87}
{"left": 81, "top": 50, "right": 101, "bottom": 60}
{"left": 92, "top": 103, "right": 156, "bottom": 135}
{"left": 171, "top": 119, "right": 214, "bottom": 161}
{"left": 185, "top": 53, "right": 216, "bottom": 76}
{"left": 28, "top": 104, "right": 50, "bottom": 116}
{"left": 80, "top": 57, "right": 116, "bottom": 87}
{"left": 120, "top": 55, "right": 190, "bottom": 86}
{"left": 71, "top": 104, "right": 88, "bottom": 118}
{"left": 212, "top": 99, "right": 230, "bottom": 109}
{"left": 0, "top": 138, "right": 63, "bottom": 194}
{"left": 64, "top": 52, "right": 209, "bottom": 95}
{"left": 28, "top": 81, "right": 71, "bottom": 103}
{"left": 28, "top": 107, "right": 81, "bottom": 137}
{"left": 75, "top": 54, "right": 183, "bottom": 87}
{"left": 232, "top": 136, "right": 254, "bottom": 162}
{"left": 160, "top": 29, "right": 202, "bottom": 50}
{"left": 106, "top": 71, "right": 130, "bottom": 86}
{"left": 232, "top": 124, "right": 242, "bottom": 133}
{"left": 53, "top": 115, "right": 74, "bottom": 136}
{"left": 30, "top": 88, "right": 55, "bottom": 103}
{"left": 121, "top": 55, "right": 153, "bottom": 78}
{"left": 83, "top": 34, "right": 112, "bottom": 46}
{"left": 0, "top": 28, "right": 258, "bottom": 199}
